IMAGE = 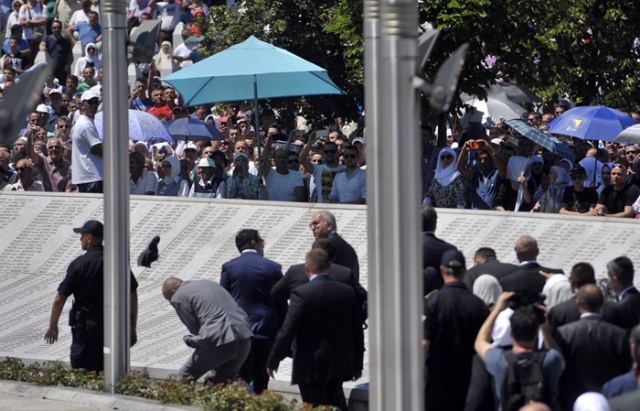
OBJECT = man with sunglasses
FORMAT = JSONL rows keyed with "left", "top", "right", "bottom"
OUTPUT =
{"left": 71, "top": 89, "right": 103, "bottom": 193}
{"left": 329, "top": 145, "right": 366, "bottom": 204}
{"left": 559, "top": 165, "right": 598, "bottom": 215}
{"left": 3, "top": 158, "right": 43, "bottom": 191}
{"left": 594, "top": 163, "right": 640, "bottom": 218}
{"left": 25, "top": 134, "right": 70, "bottom": 192}
{"left": 300, "top": 135, "right": 346, "bottom": 203}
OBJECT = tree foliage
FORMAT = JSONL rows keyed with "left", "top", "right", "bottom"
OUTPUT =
{"left": 201, "top": 0, "right": 363, "bottom": 128}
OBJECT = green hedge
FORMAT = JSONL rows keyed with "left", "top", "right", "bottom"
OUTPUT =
{"left": 0, "top": 358, "right": 334, "bottom": 411}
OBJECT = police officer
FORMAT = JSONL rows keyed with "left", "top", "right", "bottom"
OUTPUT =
{"left": 44, "top": 220, "right": 139, "bottom": 372}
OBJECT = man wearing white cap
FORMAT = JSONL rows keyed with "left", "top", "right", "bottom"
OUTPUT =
{"left": 189, "top": 157, "right": 226, "bottom": 198}
{"left": 71, "top": 89, "right": 103, "bottom": 193}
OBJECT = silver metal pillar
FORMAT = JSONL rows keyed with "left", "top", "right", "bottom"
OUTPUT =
{"left": 367, "top": 0, "right": 423, "bottom": 410}
{"left": 101, "top": 0, "right": 131, "bottom": 392}
{"left": 363, "top": 0, "right": 383, "bottom": 410}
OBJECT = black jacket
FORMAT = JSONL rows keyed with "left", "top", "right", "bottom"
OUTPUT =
{"left": 617, "top": 287, "right": 640, "bottom": 332}
{"left": 499, "top": 262, "right": 564, "bottom": 297}
{"left": 463, "top": 258, "right": 519, "bottom": 290}
{"left": 328, "top": 232, "right": 360, "bottom": 281}
{"left": 267, "top": 276, "right": 364, "bottom": 384}
{"left": 422, "top": 232, "right": 457, "bottom": 295}
{"left": 556, "top": 315, "right": 631, "bottom": 410}
{"left": 548, "top": 296, "right": 623, "bottom": 338}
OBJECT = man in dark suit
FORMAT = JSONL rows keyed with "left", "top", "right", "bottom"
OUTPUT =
{"left": 421, "top": 205, "right": 457, "bottom": 295}
{"left": 499, "top": 235, "right": 563, "bottom": 297}
{"left": 220, "top": 229, "right": 287, "bottom": 394}
{"left": 309, "top": 210, "right": 360, "bottom": 280}
{"left": 463, "top": 247, "right": 518, "bottom": 290}
{"left": 603, "top": 325, "right": 640, "bottom": 399}
{"left": 608, "top": 256, "right": 640, "bottom": 332}
{"left": 556, "top": 284, "right": 632, "bottom": 410}
{"left": 549, "top": 262, "right": 622, "bottom": 338}
{"left": 267, "top": 249, "right": 364, "bottom": 411}
{"left": 271, "top": 238, "right": 367, "bottom": 311}
{"left": 609, "top": 354, "right": 640, "bottom": 411}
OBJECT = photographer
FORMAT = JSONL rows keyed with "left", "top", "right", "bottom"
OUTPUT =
{"left": 475, "top": 292, "right": 564, "bottom": 411}
{"left": 457, "top": 139, "right": 506, "bottom": 210}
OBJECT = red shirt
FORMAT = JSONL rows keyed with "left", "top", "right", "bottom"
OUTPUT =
{"left": 147, "top": 104, "right": 173, "bottom": 119}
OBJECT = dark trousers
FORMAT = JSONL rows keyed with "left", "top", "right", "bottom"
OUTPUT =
{"left": 238, "top": 338, "right": 273, "bottom": 394}
{"left": 425, "top": 366, "right": 472, "bottom": 411}
{"left": 464, "top": 355, "right": 495, "bottom": 411}
{"left": 298, "top": 379, "right": 347, "bottom": 411}
{"left": 77, "top": 181, "right": 103, "bottom": 193}
{"left": 70, "top": 319, "right": 103, "bottom": 372}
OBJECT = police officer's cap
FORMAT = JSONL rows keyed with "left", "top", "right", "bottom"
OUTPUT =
{"left": 73, "top": 220, "right": 104, "bottom": 238}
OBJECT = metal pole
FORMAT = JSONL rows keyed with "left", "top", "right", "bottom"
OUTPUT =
{"left": 101, "top": 0, "right": 131, "bottom": 393}
{"left": 363, "top": 0, "right": 383, "bottom": 410}
{"left": 253, "top": 76, "right": 263, "bottom": 198}
{"left": 368, "top": 0, "right": 423, "bottom": 410}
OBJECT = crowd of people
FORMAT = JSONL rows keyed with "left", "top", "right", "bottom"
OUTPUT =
{"left": 422, "top": 205, "right": 640, "bottom": 411}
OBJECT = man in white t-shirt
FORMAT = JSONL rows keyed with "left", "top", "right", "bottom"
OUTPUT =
{"left": 172, "top": 28, "right": 197, "bottom": 68}
{"left": 68, "top": 0, "right": 92, "bottom": 26}
{"left": 71, "top": 89, "right": 103, "bottom": 192}
{"left": 18, "top": 0, "right": 46, "bottom": 46}
{"left": 299, "top": 137, "right": 345, "bottom": 202}
{"left": 262, "top": 140, "right": 305, "bottom": 202}
{"left": 329, "top": 144, "right": 366, "bottom": 204}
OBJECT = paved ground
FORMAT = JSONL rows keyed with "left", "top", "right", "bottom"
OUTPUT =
{"left": 0, "top": 392, "right": 105, "bottom": 411}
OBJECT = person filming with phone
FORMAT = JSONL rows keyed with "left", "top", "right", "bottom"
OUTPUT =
{"left": 457, "top": 139, "right": 506, "bottom": 210}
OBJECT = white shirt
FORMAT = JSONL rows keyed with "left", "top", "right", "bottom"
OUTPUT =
{"left": 18, "top": 2, "right": 45, "bottom": 40}
{"left": 71, "top": 114, "right": 103, "bottom": 184}
{"left": 3, "top": 179, "right": 44, "bottom": 192}
{"left": 157, "top": 2, "right": 181, "bottom": 31}
{"left": 265, "top": 168, "right": 304, "bottom": 201}
{"left": 310, "top": 163, "right": 346, "bottom": 203}
{"left": 69, "top": 9, "right": 90, "bottom": 27}
{"left": 492, "top": 308, "right": 544, "bottom": 349}
{"left": 329, "top": 167, "right": 366, "bottom": 203}
{"left": 173, "top": 42, "right": 194, "bottom": 68}
{"left": 130, "top": 170, "right": 157, "bottom": 195}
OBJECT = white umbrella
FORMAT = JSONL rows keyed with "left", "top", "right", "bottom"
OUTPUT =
{"left": 460, "top": 97, "right": 525, "bottom": 127}
{"left": 613, "top": 124, "right": 640, "bottom": 145}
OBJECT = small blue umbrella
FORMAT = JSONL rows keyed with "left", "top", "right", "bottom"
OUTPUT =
{"left": 94, "top": 109, "right": 173, "bottom": 143}
{"left": 505, "top": 119, "right": 572, "bottom": 160}
{"left": 163, "top": 117, "right": 225, "bottom": 141}
{"left": 545, "top": 106, "right": 636, "bottom": 141}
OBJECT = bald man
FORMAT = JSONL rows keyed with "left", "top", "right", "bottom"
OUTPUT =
{"left": 499, "top": 236, "right": 564, "bottom": 298}
{"left": 556, "top": 284, "right": 631, "bottom": 410}
{"left": 162, "top": 277, "right": 253, "bottom": 385}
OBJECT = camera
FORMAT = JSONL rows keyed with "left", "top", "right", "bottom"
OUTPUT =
{"left": 508, "top": 293, "right": 547, "bottom": 325}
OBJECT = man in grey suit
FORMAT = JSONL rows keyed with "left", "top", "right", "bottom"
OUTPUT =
{"left": 162, "top": 277, "right": 253, "bottom": 385}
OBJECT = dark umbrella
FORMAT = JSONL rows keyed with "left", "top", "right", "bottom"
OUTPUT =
{"left": 487, "top": 83, "right": 540, "bottom": 104}
{"left": 505, "top": 119, "right": 572, "bottom": 160}
{"left": 163, "top": 117, "right": 226, "bottom": 141}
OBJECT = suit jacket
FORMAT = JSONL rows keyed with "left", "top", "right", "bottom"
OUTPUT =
{"left": 548, "top": 296, "right": 623, "bottom": 338}
{"left": 267, "top": 275, "right": 364, "bottom": 384}
{"left": 328, "top": 232, "right": 360, "bottom": 281}
{"left": 171, "top": 280, "right": 253, "bottom": 350}
{"left": 270, "top": 262, "right": 367, "bottom": 310}
{"left": 618, "top": 287, "right": 640, "bottom": 331}
{"left": 463, "top": 258, "right": 519, "bottom": 290}
{"left": 220, "top": 251, "right": 287, "bottom": 340}
{"left": 422, "top": 232, "right": 457, "bottom": 295}
{"left": 556, "top": 315, "right": 632, "bottom": 410}
{"left": 498, "top": 262, "right": 564, "bottom": 297}
{"left": 609, "top": 382, "right": 640, "bottom": 411}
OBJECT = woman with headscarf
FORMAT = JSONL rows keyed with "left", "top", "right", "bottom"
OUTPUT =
{"left": 535, "top": 165, "right": 571, "bottom": 213}
{"left": 495, "top": 156, "right": 535, "bottom": 212}
{"left": 73, "top": 43, "right": 102, "bottom": 80}
{"left": 5, "top": 0, "right": 22, "bottom": 38}
{"left": 226, "top": 153, "right": 262, "bottom": 199}
{"left": 473, "top": 275, "right": 502, "bottom": 309}
{"left": 423, "top": 147, "right": 467, "bottom": 208}
{"left": 529, "top": 154, "right": 547, "bottom": 203}
{"left": 597, "top": 163, "right": 612, "bottom": 195}
{"left": 541, "top": 273, "right": 573, "bottom": 309}
{"left": 156, "top": 156, "right": 189, "bottom": 197}
{"left": 153, "top": 41, "right": 173, "bottom": 68}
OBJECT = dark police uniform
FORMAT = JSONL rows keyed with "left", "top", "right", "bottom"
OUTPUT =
{"left": 58, "top": 245, "right": 138, "bottom": 372}
{"left": 423, "top": 282, "right": 489, "bottom": 411}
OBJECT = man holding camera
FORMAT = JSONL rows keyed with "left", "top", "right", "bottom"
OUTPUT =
{"left": 475, "top": 292, "right": 563, "bottom": 411}
{"left": 457, "top": 139, "right": 506, "bottom": 210}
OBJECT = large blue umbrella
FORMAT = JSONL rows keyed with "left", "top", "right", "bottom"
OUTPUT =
{"left": 162, "top": 35, "right": 344, "bottom": 181}
{"left": 94, "top": 109, "right": 173, "bottom": 143}
{"left": 163, "top": 117, "right": 225, "bottom": 141}
{"left": 545, "top": 106, "right": 636, "bottom": 141}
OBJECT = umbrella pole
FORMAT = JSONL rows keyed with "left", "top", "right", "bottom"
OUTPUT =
{"left": 253, "top": 75, "right": 264, "bottom": 199}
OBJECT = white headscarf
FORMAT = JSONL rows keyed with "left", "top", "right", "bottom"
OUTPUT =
{"left": 433, "top": 147, "right": 460, "bottom": 187}
{"left": 154, "top": 41, "right": 173, "bottom": 67}
{"left": 542, "top": 165, "right": 571, "bottom": 213}
{"left": 507, "top": 156, "right": 530, "bottom": 212}
{"left": 542, "top": 274, "right": 573, "bottom": 309}
{"left": 573, "top": 392, "right": 610, "bottom": 411}
{"left": 473, "top": 275, "right": 503, "bottom": 307}
{"left": 162, "top": 156, "right": 181, "bottom": 183}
